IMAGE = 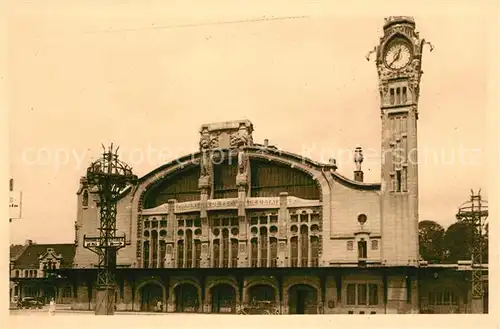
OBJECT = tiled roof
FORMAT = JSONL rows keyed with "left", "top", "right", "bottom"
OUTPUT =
{"left": 13, "top": 243, "right": 76, "bottom": 269}
{"left": 10, "top": 244, "right": 24, "bottom": 259}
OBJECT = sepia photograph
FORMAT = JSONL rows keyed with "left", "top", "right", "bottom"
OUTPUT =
{"left": 4, "top": 0, "right": 499, "bottom": 327}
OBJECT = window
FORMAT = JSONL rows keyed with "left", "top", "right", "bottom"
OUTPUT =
{"left": 347, "top": 284, "right": 379, "bottom": 306}
{"left": 231, "top": 239, "right": 238, "bottom": 268}
{"left": 347, "top": 241, "right": 354, "bottom": 251}
{"left": 369, "top": 284, "right": 378, "bottom": 305}
{"left": 159, "top": 241, "right": 166, "bottom": 268}
{"left": 358, "top": 240, "right": 367, "bottom": 259}
{"left": 82, "top": 190, "right": 89, "bottom": 207}
{"left": 390, "top": 88, "right": 395, "bottom": 105}
{"left": 15, "top": 270, "right": 19, "bottom": 277}
{"left": 311, "top": 236, "right": 320, "bottom": 267}
{"left": 270, "top": 238, "right": 278, "bottom": 267}
{"left": 300, "top": 225, "right": 309, "bottom": 267}
{"left": 291, "top": 237, "right": 298, "bottom": 267}
{"left": 251, "top": 238, "right": 258, "bottom": 267}
{"left": 396, "top": 170, "right": 402, "bottom": 192}
{"left": 151, "top": 231, "right": 158, "bottom": 268}
{"left": 260, "top": 227, "right": 268, "bottom": 267}
{"left": 222, "top": 229, "right": 229, "bottom": 268}
{"left": 186, "top": 230, "right": 193, "bottom": 268}
{"left": 428, "top": 291, "right": 458, "bottom": 305}
{"left": 195, "top": 240, "right": 202, "bottom": 268}
{"left": 213, "top": 240, "right": 220, "bottom": 268}
{"left": 143, "top": 241, "right": 150, "bottom": 268}
{"left": 371, "top": 240, "right": 378, "bottom": 250}
{"left": 347, "top": 284, "right": 356, "bottom": 305}
{"left": 396, "top": 87, "right": 401, "bottom": 104}
{"left": 402, "top": 87, "right": 407, "bottom": 103}
{"left": 357, "top": 284, "right": 367, "bottom": 305}
{"left": 177, "top": 240, "right": 184, "bottom": 268}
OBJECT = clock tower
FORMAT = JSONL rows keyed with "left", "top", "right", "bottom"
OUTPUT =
{"left": 374, "top": 17, "right": 431, "bottom": 266}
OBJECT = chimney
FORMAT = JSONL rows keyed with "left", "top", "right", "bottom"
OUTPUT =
{"left": 264, "top": 139, "right": 269, "bottom": 147}
{"left": 25, "top": 239, "right": 33, "bottom": 245}
{"left": 353, "top": 147, "right": 364, "bottom": 182}
{"left": 328, "top": 158, "right": 338, "bottom": 171}
{"left": 354, "top": 171, "right": 364, "bottom": 182}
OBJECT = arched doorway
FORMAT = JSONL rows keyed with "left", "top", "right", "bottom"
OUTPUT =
{"left": 139, "top": 283, "right": 163, "bottom": 312}
{"left": 211, "top": 284, "right": 236, "bottom": 313}
{"left": 175, "top": 283, "right": 199, "bottom": 313}
{"left": 246, "top": 284, "right": 277, "bottom": 314}
{"left": 288, "top": 284, "right": 318, "bottom": 314}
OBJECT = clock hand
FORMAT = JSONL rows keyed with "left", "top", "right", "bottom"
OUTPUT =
{"left": 389, "top": 48, "right": 402, "bottom": 68}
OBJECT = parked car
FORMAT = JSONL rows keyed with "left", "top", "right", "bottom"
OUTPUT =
{"left": 17, "top": 297, "right": 44, "bottom": 309}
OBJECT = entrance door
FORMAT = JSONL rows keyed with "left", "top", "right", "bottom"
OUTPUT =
{"left": 296, "top": 290, "right": 307, "bottom": 314}
{"left": 288, "top": 284, "right": 317, "bottom": 314}
{"left": 175, "top": 284, "right": 199, "bottom": 313}
{"left": 211, "top": 284, "right": 236, "bottom": 313}
{"left": 140, "top": 284, "right": 163, "bottom": 312}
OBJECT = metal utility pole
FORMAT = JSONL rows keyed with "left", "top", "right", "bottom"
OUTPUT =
{"left": 456, "top": 189, "right": 488, "bottom": 313}
{"left": 83, "top": 144, "right": 137, "bottom": 315}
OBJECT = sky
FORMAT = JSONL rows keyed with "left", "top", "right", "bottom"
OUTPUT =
{"left": 7, "top": 0, "right": 498, "bottom": 244}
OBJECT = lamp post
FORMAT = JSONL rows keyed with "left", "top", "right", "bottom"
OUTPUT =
{"left": 83, "top": 144, "right": 137, "bottom": 315}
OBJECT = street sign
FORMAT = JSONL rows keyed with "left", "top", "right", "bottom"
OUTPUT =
{"left": 83, "top": 236, "right": 126, "bottom": 248}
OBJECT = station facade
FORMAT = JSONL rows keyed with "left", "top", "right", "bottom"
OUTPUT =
{"left": 9, "top": 16, "right": 488, "bottom": 314}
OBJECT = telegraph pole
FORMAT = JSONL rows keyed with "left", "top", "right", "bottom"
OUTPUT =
{"left": 456, "top": 189, "right": 488, "bottom": 313}
{"left": 83, "top": 144, "right": 137, "bottom": 315}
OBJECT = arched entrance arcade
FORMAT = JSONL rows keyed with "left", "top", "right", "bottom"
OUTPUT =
{"left": 211, "top": 284, "right": 237, "bottom": 313}
{"left": 174, "top": 283, "right": 200, "bottom": 313}
{"left": 288, "top": 284, "right": 318, "bottom": 314}
{"left": 137, "top": 281, "right": 165, "bottom": 312}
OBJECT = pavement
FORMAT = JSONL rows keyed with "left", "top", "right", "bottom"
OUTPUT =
{"left": 9, "top": 305, "right": 208, "bottom": 316}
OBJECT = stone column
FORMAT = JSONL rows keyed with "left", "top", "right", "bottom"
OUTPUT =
{"left": 278, "top": 192, "right": 288, "bottom": 267}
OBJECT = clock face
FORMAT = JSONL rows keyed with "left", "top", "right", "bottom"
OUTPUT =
{"left": 384, "top": 42, "right": 412, "bottom": 70}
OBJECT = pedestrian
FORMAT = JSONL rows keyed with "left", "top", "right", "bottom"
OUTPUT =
{"left": 156, "top": 300, "right": 162, "bottom": 312}
{"left": 48, "top": 298, "right": 56, "bottom": 316}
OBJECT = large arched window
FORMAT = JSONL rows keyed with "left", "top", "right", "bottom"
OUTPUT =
{"left": 251, "top": 238, "right": 258, "bottom": 267}
{"left": 177, "top": 240, "right": 184, "bottom": 268}
{"left": 213, "top": 240, "right": 220, "bottom": 268}
{"left": 300, "top": 225, "right": 309, "bottom": 267}
{"left": 311, "top": 236, "right": 320, "bottom": 267}
{"left": 143, "top": 241, "right": 150, "bottom": 268}
{"left": 151, "top": 230, "right": 158, "bottom": 268}
{"left": 186, "top": 230, "right": 193, "bottom": 268}
{"left": 231, "top": 239, "right": 239, "bottom": 267}
{"left": 159, "top": 240, "right": 166, "bottom": 268}
{"left": 222, "top": 229, "right": 229, "bottom": 268}
{"left": 270, "top": 238, "right": 278, "bottom": 267}
{"left": 260, "top": 227, "right": 268, "bottom": 267}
